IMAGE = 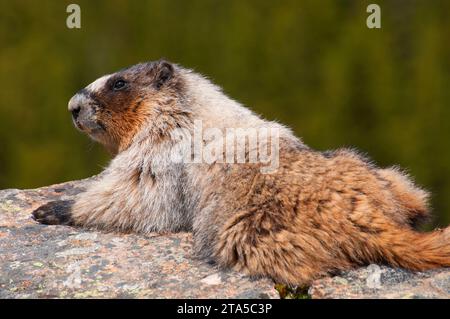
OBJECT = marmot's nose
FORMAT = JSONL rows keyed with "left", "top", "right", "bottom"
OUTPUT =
{"left": 71, "top": 105, "right": 81, "bottom": 120}
{"left": 68, "top": 94, "right": 84, "bottom": 120}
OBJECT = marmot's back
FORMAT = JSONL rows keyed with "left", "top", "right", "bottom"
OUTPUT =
{"left": 211, "top": 147, "right": 449, "bottom": 284}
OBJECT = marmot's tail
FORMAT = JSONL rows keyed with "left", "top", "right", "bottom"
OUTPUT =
{"left": 378, "top": 226, "right": 450, "bottom": 270}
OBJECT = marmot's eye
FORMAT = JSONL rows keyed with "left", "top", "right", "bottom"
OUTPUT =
{"left": 113, "top": 79, "right": 127, "bottom": 91}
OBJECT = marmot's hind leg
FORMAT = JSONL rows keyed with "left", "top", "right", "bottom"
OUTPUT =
{"left": 377, "top": 167, "right": 430, "bottom": 228}
{"left": 213, "top": 210, "right": 352, "bottom": 286}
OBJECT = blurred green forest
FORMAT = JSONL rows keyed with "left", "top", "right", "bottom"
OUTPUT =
{"left": 0, "top": 0, "right": 449, "bottom": 227}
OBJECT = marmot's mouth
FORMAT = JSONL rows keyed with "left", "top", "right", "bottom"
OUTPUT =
{"left": 73, "top": 118, "right": 106, "bottom": 136}
{"left": 73, "top": 119, "right": 84, "bottom": 131}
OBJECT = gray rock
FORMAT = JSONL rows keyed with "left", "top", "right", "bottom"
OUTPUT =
{"left": 1, "top": 179, "right": 449, "bottom": 299}
{"left": 0, "top": 178, "right": 278, "bottom": 299}
{"left": 309, "top": 264, "right": 450, "bottom": 299}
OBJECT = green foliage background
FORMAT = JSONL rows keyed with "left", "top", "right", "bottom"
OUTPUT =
{"left": 1, "top": 0, "right": 449, "bottom": 227}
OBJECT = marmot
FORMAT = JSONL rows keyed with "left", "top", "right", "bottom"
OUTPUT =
{"left": 33, "top": 60, "right": 450, "bottom": 285}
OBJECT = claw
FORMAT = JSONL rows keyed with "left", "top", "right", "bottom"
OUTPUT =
{"left": 31, "top": 200, "right": 75, "bottom": 226}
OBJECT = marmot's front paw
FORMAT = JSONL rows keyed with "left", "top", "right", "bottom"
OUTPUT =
{"left": 32, "top": 200, "right": 75, "bottom": 225}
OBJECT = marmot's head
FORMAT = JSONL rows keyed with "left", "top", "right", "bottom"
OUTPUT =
{"left": 68, "top": 60, "right": 187, "bottom": 154}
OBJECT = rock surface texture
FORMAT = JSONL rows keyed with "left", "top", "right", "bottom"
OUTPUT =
{"left": 310, "top": 264, "right": 449, "bottom": 299}
{"left": 0, "top": 179, "right": 448, "bottom": 299}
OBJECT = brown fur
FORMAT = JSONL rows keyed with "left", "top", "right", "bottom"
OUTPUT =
{"left": 210, "top": 147, "right": 449, "bottom": 284}
{"left": 33, "top": 60, "right": 450, "bottom": 286}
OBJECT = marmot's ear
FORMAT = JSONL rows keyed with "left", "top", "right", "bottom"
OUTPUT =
{"left": 153, "top": 60, "right": 174, "bottom": 89}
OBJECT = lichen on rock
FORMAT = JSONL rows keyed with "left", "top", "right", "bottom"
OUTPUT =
{"left": 0, "top": 178, "right": 277, "bottom": 299}
{"left": 0, "top": 179, "right": 448, "bottom": 299}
